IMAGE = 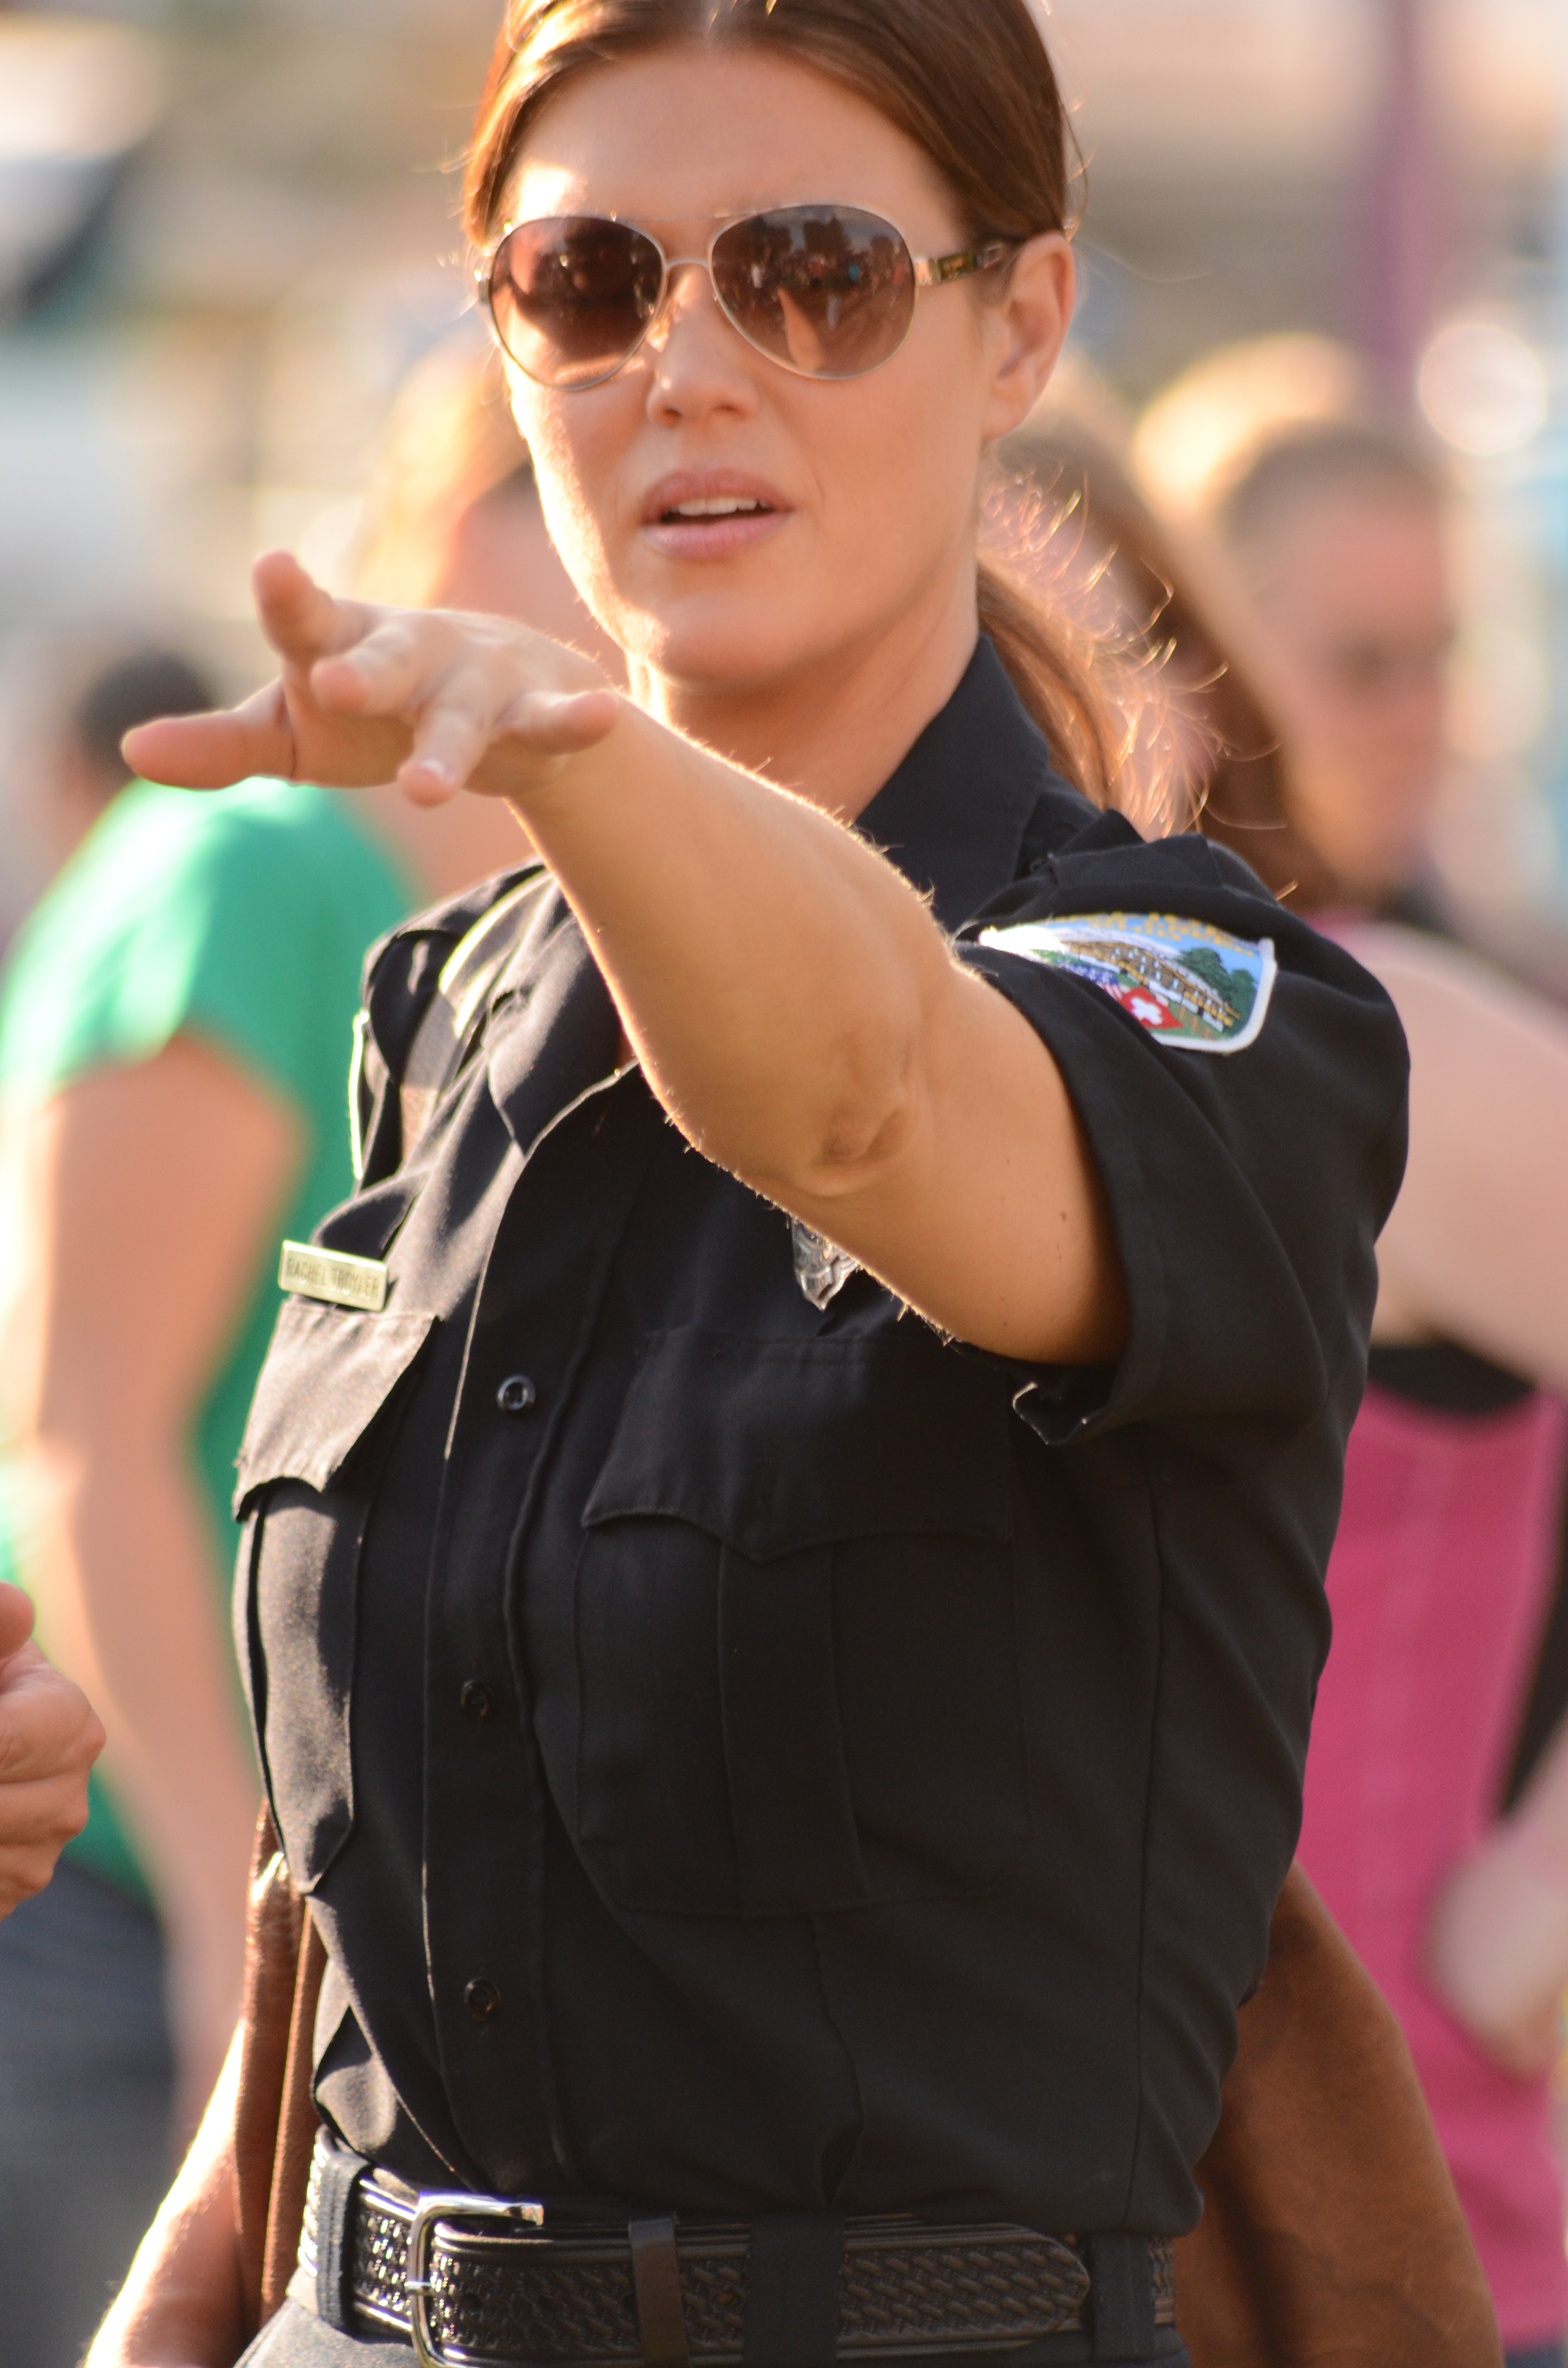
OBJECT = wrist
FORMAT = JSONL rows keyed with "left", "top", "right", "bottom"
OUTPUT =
{"left": 500, "top": 689, "right": 642, "bottom": 821}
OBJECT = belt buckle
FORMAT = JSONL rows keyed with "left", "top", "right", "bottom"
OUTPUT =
{"left": 405, "top": 2190, "right": 545, "bottom": 2368}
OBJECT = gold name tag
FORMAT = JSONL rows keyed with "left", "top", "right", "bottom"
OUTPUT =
{"left": 278, "top": 1240, "right": 388, "bottom": 1313}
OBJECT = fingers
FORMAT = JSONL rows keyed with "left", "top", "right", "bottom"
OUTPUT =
{"left": 507, "top": 688, "right": 623, "bottom": 753}
{"left": 122, "top": 679, "right": 297, "bottom": 791}
{"left": 0, "top": 1644, "right": 105, "bottom": 1788}
{"left": 0, "top": 1648, "right": 101, "bottom": 1918}
{"left": 0, "top": 1833, "right": 79, "bottom": 1919}
{"left": 132, "top": 552, "right": 621, "bottom": 806}
{"left": 252, "top": 549, "right": 370, "bottom": 668}
{"left": 0, "top": 1582, "right": 33, "bottom": 1665}
{"left": 310, "top": 619, "right": 432, "bottom": 721}
{"left": 401, "top": 687, "right": 620, "bottom": 804}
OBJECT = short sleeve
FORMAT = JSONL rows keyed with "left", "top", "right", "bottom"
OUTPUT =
{"left": 954, "top": 814, "right": 1408, "bottom": 1464}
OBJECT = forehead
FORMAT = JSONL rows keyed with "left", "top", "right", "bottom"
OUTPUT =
{"left": 504, "top": 44, "right": 957, "bottom": 234}
{"left": 1260, "top": 488, "right": 1450, "bottom": 617}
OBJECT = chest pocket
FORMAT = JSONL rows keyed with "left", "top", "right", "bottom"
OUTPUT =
{"left": 574, "top": 1328, "right": 1029, "bottom": 1916}
{"left": 234, "top": 1299, "right": 436, "bottom": 1894}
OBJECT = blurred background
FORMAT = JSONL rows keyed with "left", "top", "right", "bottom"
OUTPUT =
{"left": 0, "top": 0, "right": 1567, "bottom": 938}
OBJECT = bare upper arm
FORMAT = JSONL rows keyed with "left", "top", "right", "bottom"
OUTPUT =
{"left": 2, "top": 1036, "right": 303, "bottom": 1448}
{"left": 1342, "top": 922, "right": 1568, "bottom": 1389}
{"left": 766, "top": 955, "right": 1129, "bottom": 1367}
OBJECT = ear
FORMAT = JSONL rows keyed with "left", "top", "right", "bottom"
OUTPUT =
{"left": 979, "top": 234, "right": 1075, "bottom": 441}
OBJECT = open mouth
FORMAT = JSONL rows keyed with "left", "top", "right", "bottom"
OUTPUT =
{"left": 641, "top": 476, "right": 790, "bottom": 555}
{"left": 661, "top": 496, "right": 775, "bottom": 520}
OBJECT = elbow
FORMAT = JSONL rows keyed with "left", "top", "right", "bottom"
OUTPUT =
{"left": 738, "top": 1001, "right": 927, "bottom": 1205}
{"left": 760, "top": 1062, "right": 924, "bottom": 1207}
{"left": 802, "top": 1080, "right": 922, "bottom": 1200}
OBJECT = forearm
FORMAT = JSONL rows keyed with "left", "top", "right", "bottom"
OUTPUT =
{"left": 25, "top": 1435, "right": 257, "bottom": 2064}
{"left": 87, "top": 2025, "right": 247, "bottom": 2368}
{"left": 517, "top": 700, "right": 949, "bottom": 1197}
{"left": 123, "top": 577, "right": 1122, "bottom": 1360}
{"left": 1426, "top": 1716, "right": 1568, "bottom": 2075}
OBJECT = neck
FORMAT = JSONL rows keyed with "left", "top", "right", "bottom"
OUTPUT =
{"left": 627, "top": 571, "right": 980, "bottom": 823}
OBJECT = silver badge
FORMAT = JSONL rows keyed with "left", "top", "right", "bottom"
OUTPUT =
{"left": 791, "top": 1218, "right": 860, "bottom": 1310}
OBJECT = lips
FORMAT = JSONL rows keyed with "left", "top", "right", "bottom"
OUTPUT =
{"left": 640, "top": 470, "right": 791, "bottom": 560}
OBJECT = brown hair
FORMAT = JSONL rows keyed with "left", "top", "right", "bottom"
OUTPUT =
{"left": 992, "top": 411, "right": 1338, "bottom": 896}
{"left": 463, "top": 0, "right": 1128, "bottom": 807}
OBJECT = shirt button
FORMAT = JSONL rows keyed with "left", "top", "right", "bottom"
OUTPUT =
{"left": 459, "top": 1681, "right": 494, "bottom": 1724}
{"left": 496, "top": 1374, "right": 537, "bottom": 1416}
{"left": 464, "top": 1978, "right": 502, "bottom": 2022}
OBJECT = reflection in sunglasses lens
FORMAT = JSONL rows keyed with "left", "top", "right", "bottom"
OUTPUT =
{"left": 492, "top": 217, "right": 663, "bottom": 389}
{"left": 488, "top": 206, "right": 919, "bottom": 386}
{"left": 714, "top": 208, "right": 915, "bottom": 377}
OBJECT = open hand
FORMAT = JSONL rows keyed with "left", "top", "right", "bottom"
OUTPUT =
{"left": 123, "top": 551, "right": 620, "bottom": 808}
{"left": 0, "top": 1582, "right": 104, "bottom": 1917}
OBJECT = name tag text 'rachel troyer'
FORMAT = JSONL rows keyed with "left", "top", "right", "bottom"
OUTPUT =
{"left": 277, "top": 1240, "right": 388, "bottom": 1312}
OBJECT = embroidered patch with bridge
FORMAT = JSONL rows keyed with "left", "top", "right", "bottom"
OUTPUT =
{"left": 977, "top": 912, "right": 1276, "bottom": 1054}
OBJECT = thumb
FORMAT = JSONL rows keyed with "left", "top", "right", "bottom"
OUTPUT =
{"left": 0, "top": 1583, "right": 35, "bottom": 1665}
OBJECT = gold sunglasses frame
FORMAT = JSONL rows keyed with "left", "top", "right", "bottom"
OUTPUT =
{"left": 478, "top": 203, "right": 1017, "bottom": 388}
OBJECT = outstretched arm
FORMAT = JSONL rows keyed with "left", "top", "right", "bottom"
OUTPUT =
{"left": 128, "top": 555, "right": 1126, "bottom": 1365}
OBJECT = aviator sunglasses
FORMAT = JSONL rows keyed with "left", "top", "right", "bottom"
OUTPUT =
{"left": 481, "top": 203, "right": 1016, "bottom": 390}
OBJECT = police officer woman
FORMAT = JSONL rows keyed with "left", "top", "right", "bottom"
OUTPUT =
{"left": 94, "top": 5, "right": 1408, "bottom": 2366}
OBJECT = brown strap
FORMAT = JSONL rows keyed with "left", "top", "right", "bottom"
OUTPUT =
{"left": 233, "top": 1809, "right": 305, "bottom": 2336}
{"left": 629, "top": 2215, "right": 692, "bottom": 2368}
{"left": 1174, "top": 1862, "right": 1504, "bottom": 2368}
{"left": 259, "top": 1904, "right": 328, "bottom": 2324}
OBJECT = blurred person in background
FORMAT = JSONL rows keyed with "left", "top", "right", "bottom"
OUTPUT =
{"left": 988, "top": 365, "right": 1329, "bottom": 888}
{"left": 1211, "top": 419, "right": 1454, "bottom": 924}
{"left": 0, "top": 341, "right": 635, "bottom": 2368}
{"left": 1147, "top": 384, "right": 1568, "bottom": 2368}
{"left": 0, "top": 647, "right": 409, "bottom": 2368}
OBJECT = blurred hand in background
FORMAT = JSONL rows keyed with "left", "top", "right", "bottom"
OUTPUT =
{"left": 0, "top": 1580, "right": 102, "bottom": 1918}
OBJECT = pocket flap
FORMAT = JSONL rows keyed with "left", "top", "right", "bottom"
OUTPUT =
{"left": 582, "top": 1328, "right": 1012, "bottom": 1560}
{"left": 234, "top": 1298, "right": 436, "bottom": 1510}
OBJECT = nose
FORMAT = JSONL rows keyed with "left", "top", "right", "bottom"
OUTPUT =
{"left": 641, "top": 258, "right": 759, "bottom": 422}
{"left": 643, "top": 256, "right": 725, "bottom": 354}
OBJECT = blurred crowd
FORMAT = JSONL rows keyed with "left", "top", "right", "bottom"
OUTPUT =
{"left": 5, "top": 2, "right": 1568, "bottom": 2366}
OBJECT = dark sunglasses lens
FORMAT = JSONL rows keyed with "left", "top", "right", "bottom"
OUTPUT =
{"left": 712, "top": 206, "right": 915, "bottom": 378}
{"left": 489, "top": 217, "right": 663, "bottom": 388}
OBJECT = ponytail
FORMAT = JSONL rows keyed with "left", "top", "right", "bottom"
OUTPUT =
{"left": 976, "top": 558, "right": 1125, "bottom": 812}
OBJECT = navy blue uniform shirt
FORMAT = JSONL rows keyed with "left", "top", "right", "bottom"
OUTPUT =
{"left": 234, "top": 641, "right": 1407, "bottom": 2236}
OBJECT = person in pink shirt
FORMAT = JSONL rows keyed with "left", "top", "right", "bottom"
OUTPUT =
{"left": 1213, "top": 419, "right": 1568, "bottom": 2368}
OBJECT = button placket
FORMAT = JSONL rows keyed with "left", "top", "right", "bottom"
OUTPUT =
{"left": 422, "top": 1078, "right": 663, "bottom": 2189}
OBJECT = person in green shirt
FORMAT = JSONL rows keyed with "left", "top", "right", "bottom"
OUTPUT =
{"left": 0, "top": 650, "right": 408, "bottom": 2368}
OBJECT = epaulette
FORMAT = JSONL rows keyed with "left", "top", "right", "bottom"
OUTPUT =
{"left": 352, "top": 860, "right": 553, "bottom": 1187}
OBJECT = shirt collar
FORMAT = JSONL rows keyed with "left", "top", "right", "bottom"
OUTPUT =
{"left": 854, "top": 636, "right": 1072, "bottom": 932}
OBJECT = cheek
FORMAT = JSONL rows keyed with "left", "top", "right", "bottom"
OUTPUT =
{"left": 507, "top": 388, "right": 627, "bottom": 601}
{"left": 796, "top": 366, "right": 983, "bottom": 582}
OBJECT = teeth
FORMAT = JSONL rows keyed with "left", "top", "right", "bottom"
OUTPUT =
{"left": 669, "top": 497, "right": 765, "bottom": 517}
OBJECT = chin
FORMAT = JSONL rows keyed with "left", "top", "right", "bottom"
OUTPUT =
{"left": 620, "top": 595, "right": 838, "bottom": 695}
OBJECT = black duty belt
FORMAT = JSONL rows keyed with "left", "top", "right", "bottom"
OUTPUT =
{"left": 300, "top": 2140, "right": 1178, "bottom": 2367}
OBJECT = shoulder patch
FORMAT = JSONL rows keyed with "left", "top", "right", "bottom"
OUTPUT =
{"left": 977, "top": 912, "right": 1276, "bottom": 1054}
